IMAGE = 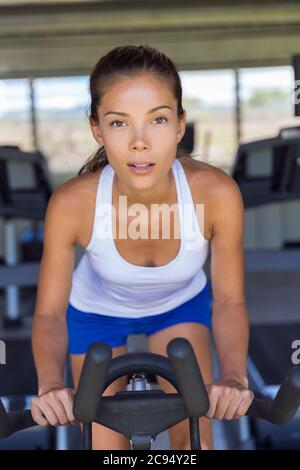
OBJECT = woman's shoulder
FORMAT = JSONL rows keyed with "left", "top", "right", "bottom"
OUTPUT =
{"left": 52, "top": 167, "right": 104, "bottom": 207}
{"left": 47, "top": 167, "right": 103, "bottom": 225}
{"left": 179, "top": 155, "right": 236, "bottom": 198}
{"left": 47, "top": 167, "right": 105, "bottom": 247}
{"left": 179, "top": 156, "right": 241, "bottom": 241}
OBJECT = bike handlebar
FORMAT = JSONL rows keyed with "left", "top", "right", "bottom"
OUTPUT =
{"left": 73, "top": 338, "right": 210, "bottom": 422}
{"left": 0, "top": 400, "right": 35, "bottom": 438}
{"left": 246, "top": 365, "right": 300, "bottom": 424}
{"left": 0, "top": 338, "right": 300, "bottom": 439}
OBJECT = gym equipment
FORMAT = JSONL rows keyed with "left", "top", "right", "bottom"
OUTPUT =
{"left": 232, "top": 127, "right": 300, "bottom": 209}
{"left": 0, "top": 145, "right": 52, "bottom": 327}
{"left": 0, "top": 145, "right": 71, "bottom": 449}
{"left": 0, "top": 338, "right": 300, "bottom": 451}
{"left": 230, "top": 128, "right": 300, "bottom": 449}
{"left": 178, "top": 122, "right": 195, "bottom": 155}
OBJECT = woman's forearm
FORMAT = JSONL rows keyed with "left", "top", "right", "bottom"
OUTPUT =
{"left": 212, "top": 301, "right": 249, "bottom": 387}
{"left": 31, "top": 314, "right": 68, "bottom": 394}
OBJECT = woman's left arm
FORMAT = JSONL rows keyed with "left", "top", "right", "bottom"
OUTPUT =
{"left": 207, "top": 173, "right": 254, "bottom": 420}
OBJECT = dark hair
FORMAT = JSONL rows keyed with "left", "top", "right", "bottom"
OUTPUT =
{"left": 79, "top": 44, "right": 186, "bottom": 175}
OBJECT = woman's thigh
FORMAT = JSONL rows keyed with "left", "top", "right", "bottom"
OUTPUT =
{"left": 148, "top": 322, "right": 214, "bottom": 450}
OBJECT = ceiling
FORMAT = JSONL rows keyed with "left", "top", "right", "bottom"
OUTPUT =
{"left": 0, "top": 0, "right": 300, "bottom": 78}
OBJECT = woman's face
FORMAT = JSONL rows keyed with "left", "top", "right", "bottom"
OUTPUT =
{"left": 90, "top": 73, "right": 186, "bottom": 188}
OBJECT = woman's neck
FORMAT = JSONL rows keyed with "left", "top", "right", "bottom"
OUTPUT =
{"left": 113, "top": 169, "right": 175, "bottom": 209}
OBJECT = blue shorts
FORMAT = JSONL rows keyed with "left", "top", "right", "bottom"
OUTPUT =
{"left": 66, "top": 281, "right": 213, "bottom": 354}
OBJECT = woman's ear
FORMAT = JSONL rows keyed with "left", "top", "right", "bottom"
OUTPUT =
{"left": 177, "top": 110, "right": 187, "bottom": 144}
{"left": 90, "top": 119, "right": 104, "bottom": 145}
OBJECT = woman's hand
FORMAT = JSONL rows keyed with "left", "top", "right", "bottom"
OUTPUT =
{"left": 30, "top": 386, "right": 79, "bottom": 427}
{"left": 205, "top": 378, "right": 254, "bottom": 420}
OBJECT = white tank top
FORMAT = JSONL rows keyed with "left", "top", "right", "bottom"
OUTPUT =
{"left": 69, "top": 159, "right": 210, "bottom": 318}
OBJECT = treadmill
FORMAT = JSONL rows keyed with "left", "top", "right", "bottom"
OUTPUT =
{"left": 0, "top": 146, "right": 59, "bottom": 449}
{"left": 0, "top": 145, "right": 52, "bottom": 327}
{"left": 231, "top": 127, "right": 300, "bottom": 449}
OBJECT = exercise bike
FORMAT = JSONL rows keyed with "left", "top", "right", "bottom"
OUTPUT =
{"left": 0, "top": 338, "right": 300, "bottom": 450}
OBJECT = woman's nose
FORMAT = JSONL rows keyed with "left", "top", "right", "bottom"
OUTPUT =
{"left": 131, "top": 141, "right": 150, "bottom": 152}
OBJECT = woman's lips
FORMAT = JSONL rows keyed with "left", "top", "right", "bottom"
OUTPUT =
{"left": 127, "top": 163, "right": 155, "bottom": 174}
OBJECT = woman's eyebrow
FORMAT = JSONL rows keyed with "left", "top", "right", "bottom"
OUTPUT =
{"left": 104, "top": 105, "right": 173, "bottom": 117}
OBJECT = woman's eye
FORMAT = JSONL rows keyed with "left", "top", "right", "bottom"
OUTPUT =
{"left": 154, "top": 116, "right": 168, "bottom": 124}
{"left": 110, "top": 117, "right": 168, "bottom": 127}
{"left": 110, "top": 120, "right": 125, "bottom": 128}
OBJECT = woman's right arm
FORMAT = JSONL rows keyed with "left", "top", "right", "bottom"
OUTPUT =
{"left": 31, "top": 184, "right": 80, "bottom": 426}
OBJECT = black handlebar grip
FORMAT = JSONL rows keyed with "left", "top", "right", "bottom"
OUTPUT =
{"left": 268, "top": 365, "right": 300, "bottom": 424}
{"left": 247, "top": 365, "right": 300, "bottom": 424}
{"left": 0, "top": 400, "right": 36, "bottom": 438}
{"left": 6, "top": 410, "right": 36, "bottom": 437}
{"left": 167, "top": 337, "right": 209, "bottom": 417}
{"left": 73, "top": 342, "right": 112, "bottom": 423}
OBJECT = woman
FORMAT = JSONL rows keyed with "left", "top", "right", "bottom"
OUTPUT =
{"left": 31, "top": 45, "right": 253, "bottom": 450}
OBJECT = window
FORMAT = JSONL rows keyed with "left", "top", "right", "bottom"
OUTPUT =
{"left": 240, "top": 66, "right": 299, "bottom": 143}
{"left": 35, "top": 76, "right": 97, "bottom": 182}
{"left": 180, "top": 70, "right": 236, "bottom": 173}
{"left": 0, "top": 79, "right": 32, "bottom": 151}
